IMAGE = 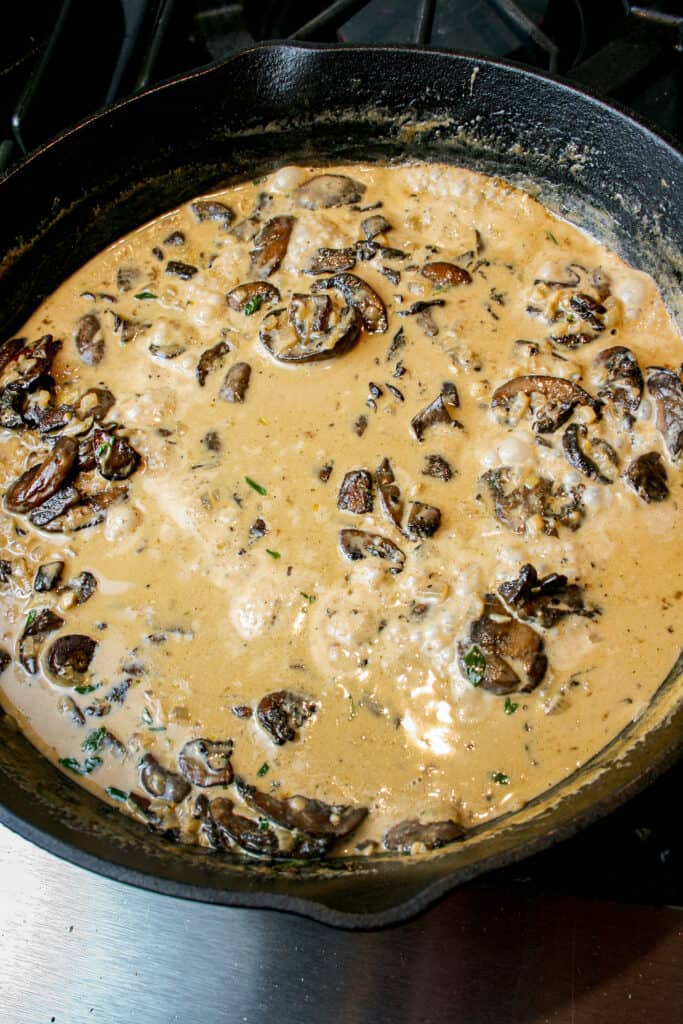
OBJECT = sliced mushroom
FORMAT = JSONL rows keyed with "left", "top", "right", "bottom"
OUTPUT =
{"left": 289, "top": 293, "right": 332, "bottom": 339}
{"left": 422, "top": 454, "right": 453, "bottom": 481}
{"left": 249, "top": 216, "right": 295, "bottom": 278}
{"left": 92, "top": 429, "right": 139, "bottom": 481}
{"left": 163, "top": 230, "right": 185, "bottom": 247}
{"left": 75, "top": 315, "right": 105, "bottom": 366}
{"left": 623, "top": 452, "right": 669, "bottom": 503}
{"left": 459, "top": 594, "right": 547, "bottom": 695}
{"left": 337, "top": 469, "right": 374, "bottom": 514}
{"left": 562, "top": 423, "right": 617, "bottom": 484}
{"left": 260, "top": 304, "right": 362, "bottom": 363}
{"left": 74, "top": 387, "right": 115, "bottom": 422}
{"left": 58, "top": 695, "right": 85, "bottom": 727}
{"left": 204, "top": 797, "right": 279, "bottom": 858}
{"left": 226, "top": 281, "right": 280, "bottom": 314}
{"left": 256, "top": 690, "right": 317, "bottom": 745}
{"left": 295, "top": 174, "right": 366, "bottom": 210}
{"left": 67, "top": 571, "right": 98, "bottom": 605}
{"left": 190, "top": 200, "right": 235, "bottom": 229}
{"left": 592, "top": 346, "right": 643, "bottom": 415}
{"left": 307, "top": 247, "right": 357, "bottom": 275}
{"left": 116, "top": 265, "right": 141, "bottom": 292}
{"left": 383, "top": 818, "right": 465, "bottom": 853}
{"left": 339, "top": 528, "right": 405, "bottom": 572}
{"left": 375, "top": 458, "right": 402, "bottom": 527}
{"left": 421, "top": 262, "right": 472, "bottom": 287}
{"left": 406, "top": 501, "right": 441, "bottom": 538}
{"left": 647, "top": 367, "right": 683, "bottom": 459}
{"left": 38, "top": 486, "right": 128, "bottom": 533}
{"left": 0, "top": 334, "right": 62, "bottom": 391}
{"left": 18, "top": 608, "right": 64, "bottom": 674}
{"left": 196, "top": 340, "right": 231, "bottom": 386}
{"left": 361, "top": 214, "right": 392, "bottom": 239}
{"left": 177, "top": 738, "right": 234, "bottom": 787}
{"left": 84, "top": 678, "right": 131, "bottom": 718}
{"left": 0, "top": 337, "right": 24, "bottom": 378}
{"left": 165, "top": 261, "right": 198, "bottom": 280}
{"left": 219, "top": 362, "right": 251, "bottom": 403}
{"left": 0, "top": 648, "right": 10, "bottom": 674}
{"left": 311, "top": 273, "right": 387, "bottom": 334}
{"left": 0, "top": 383, "right": 25, "bottom": 429}
{"left": 46, "top": 634, "right": 98, "bottom": 686}
{"left": 499, "top": 563, "right": 597, "bottom": 628}
{"left": 139, "top": 753, "right": 191, "bottom": 803}
{"left": 386, "top": 327, "right": 406, "bottom": 362}
{"left": 411, "top": 382, "right": 462, "bottom": 441}
{"left": 5, "top": 437, "right": 78, "bottom": 514}
{"left": 34, "top": 560, "right": 64, "bottom": 592}
{"left": 481, "top": 467, "right": 584, "bottom": 535}
{"left": 28, "top": 485, "right": 81, "bottom": 528}
{"left": 148, "top": 342, "right": 186, "bottom": 360}
{"left": 236, "top": 777, "right": 368, "bottom": 840}
{"left": 109, "top": 312, "right": 143, "bottom": 345}
{"left": 568, "top": 293, "right": 606, "bottom": 332}
{"left": 491, "top": 375, "right": 601, "bottom": 433}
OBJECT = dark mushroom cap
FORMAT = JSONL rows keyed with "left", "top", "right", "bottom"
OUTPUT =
{"left": 256, "top": 690, "right": 317, "bottom": 745}
{"left": 375, "top": 458, "right": 403, "bottom": 527}
{"left": 499, "top": 563, "right": 597, "bottom": 628}
{"left": 405, "top": 501, "right": 442, "bottom": 538}
{"left": 33, "top": 560, "right": 65, "bottom": 593}
{"left": 5, "top": 437, "right": 78, "bottom": 514}
{"left": 307, "top": 247, "right": 357, "bottom": 275}
{"left": 75, "top": 315, "right": 105, "bottom": 366}
{"left": 68, "top": 571, "right": 98, "bottom": 605}
{"left": 421, "top": 454, "right": 453, "bottom": 481}
{"left": 93, "top": 429, "right": 140, "bottom": 481}
{"left": 623, "top": 452, "right": 669, "bottom": 503}
{"left": 204, "top": 797, "right": 279, "bottom": 858}
{"left": 196, "top": 340, "right": 231, "bottom": 386}
{"left": 28, "top": 485, "right": 81, "bottom": 529}
{"left": 190, "top": 200, "right": 235, "bottom": 229}
{"left": 592, "top": 346, "right": 643, "bottom": 415}
{"left": 421, "top": 262, "right": 472, "bottom": 287}
{"left": 311, "top": 273, "right": 388, "bottom": 334}
{"left": 235, "top": 777, "right": 368, "bottom": 840}
{"left": 18, "top": 608, "right": 64, "bottom": 674}
{"left": 337, "top": 469, "right": 374, "bottom": 515}
{"left": 647, "top": 367, "right": 683, "bottom": 459}
{"left": 249, "top": 216, "right": 295, "bottom": 278}
{"left": 339, "top": 528, "right": 405, "bottom": 572}
{"left": 481, "top": 467, "right": 584, "bottom": 536}
{"left": 361, "top": 214, "right": 392, "bottom": 239}
{"left": 383, "top": 817, "right": 465, "bottom": 853}
{"left": 459, "top": 594, "right": 547, "bottom": 694}
{"left": 411, "top": 382, "right": 461, "bottom": 441}
{"left": 139, "top": 754, "right": 191, "bottom": 804}
{"left": 219, "top": 362, "right": 252, "bottom": 403}
{"left": 37, "top": 486, "right": 128, "bottom": 533}
{"left": 1, "top": 334, "right": 62, "bottom": 390}
{"left": 177, "top": 738, "right": 234, "bottom": 787}
{"left": 294, "top": 174, "right": 366, "bottom": 210}
{"left": 289, "top": 293, "right": 332, "bottom": 339}
{"left": 226, "top": 281, "right": 280, "bottom": 313}
{"left": 74, "top": 387, "right": 116, "bottom": 422}
{"left": 260, "top": 304, "right": 362, "bottom": 364}
{"left": 562, "top": 423, "right": 617, "bottom": 484}
{"left": 491, "top": 375, "right": 601, "bottom": 433}
{"left": 46, "top": 634, "right": 98, "bottom": 685}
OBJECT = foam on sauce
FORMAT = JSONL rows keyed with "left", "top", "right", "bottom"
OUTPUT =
{"left": 1, "top": 163, "right": 682, "bottom": 858}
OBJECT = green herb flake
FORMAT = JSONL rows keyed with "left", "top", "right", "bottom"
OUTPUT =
{"left": 97, "top": 441, "right": 112, "bottom": 457}
{"left": 58, "top": 756, "right": 103, "bottom": 776}
{"left": 300, "top": 592, "right": 316, "bottom": 604}
{"left": 491, "top": 771, "right": 510, "bottom": 785}
{"left": 504, "top": 697, "right": 519, "bottom": 715}
{"left": 258, "top": 817, "right": 270, "bottom": 832}
{"left": 148, "top": 725, "right": 167, "bottom": 732}
{"left": 134, "top": 291, "right": 157, "bottom": 300}
{"left": 75, "top": 683, "right": 100, "bottom": 695}
{"left": 266, "top": 549, "right": 281, "bottom": 560}
{"left": 348, "top": 695, "right": 358, "bottom": 720}
{"left": 464, "top": 644, "right": 486, "bottom": 687}
{"left": 245, "top": 476, "right": 267, "bottom": 495}
{"left": 257, "top": 762, "right": 269, "bottom": 777}
{"left": 105, "top": 786, "right": 128, "bottom": 802}
{"left": 244, "top": 294, "right": 263, "bottom": 316}
{"left": 24, "top": 609, "right": 37, "bottom": 630}
{"left": 141, "top": 707, "right": 153, "bottom": 725}
{"left": 81, "top": 727, "right": 106, "bottom": 754}
{"left": 546, "top": 231, "right": 559, "bottom": 245}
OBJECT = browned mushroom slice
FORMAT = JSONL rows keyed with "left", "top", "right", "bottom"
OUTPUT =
{"left": 0, "top": 383, "right": 24, "bottom": 429}
{"left": 0, "top": 648, "right": 10, "bottom": 674}
{"left": 163, "top": 230, "right": 185, "bottom": 247}
{"left": 398, "top": 299, "right": 446, "bottom": 318}
{"left": 339, "top": 528, "right": 405, "bottom": 572}
{"left": 295, "top": 174, "right": 366, "bottom": 210}
{"left": 0, "top": 337, "right": 24, "bottom": 377}
{"left": 93, "top": 429, "right": 140, "bottom": 480}
{"left": 205, "top": 797, "right": 279, "bottom": 857}
{"left": 34, "top": 561, "right": 64, "bottom": 592}
{"left": 46, "top": 634, "right": 98, "bottom": 686}
{"left": 116, "top": 265, "right": 141, "bottom": 292}
{"left": 177, "top": 739, "right": 234, "bottom": 787}
{"left": 39, "top": 486, "right": 128, "bottom": 533}
{"left": 311, "top": 273, "right": 387, "bottom": 334}
{"left": 190, "top": 200, "right": 235, "bottom": 229}
{"left": 307, "top": 247, "right": 357, "bottom": 274}
{"left": 74, "top": 387, "right": 115, "bottom": 422}
{"left": 5, "top": 437, "right": 78, "bottom": 514}
{"left": 18, "top": 608, "right": 64, "bottom": 674}
{"left": 236, "top": 777, "right": 368, "bottom": 840}
{"left": 647, "top": 367, "right": 683, "bottom": 459}
{"left": 549, "top": 332, "right": 595, "bottom": 350}
{"left": 260, "top": 304, "right": 362, "bottom": 363}
{"left": 422, "top": 454, "right": 453, "bottom": 481}
{"left": 499, "top": 563, "right": 597, "bottom": 628}
{"left": 481, "top": 467, "right": 584, "bottom": 535}
{"left": 337, "top": 469, "right": 373, "bottom": 514}
{"left": 67, "top": 571, "right": 98, "bottom": 605}
{"left": 1, "top": 334, "right": 62, "bottom": 390}
{"left": 411, "top": 382, "right": 462, "bottom": 441}
{"left": 623, "top": 452, "right": 669, "bottom": 503}
{"left": 459, "top": 594, "right": 547, "bottom": 694}
{"left": 406, "top": 501, "right": 441, "bottom": 538}
{"left": 249, "top": 216, "right": 295, "bottom": 278}
{"left": 58, "top": 695, "right": 84, "bottom": 726}
{"left": 383, "top": 818, "right": 465, "bottom": 853}
{"left": 219, "top": 362, "right": 251, "bottom": 403}
{"left": 568, "top": 293, "right": 606, "bottom": 332}
{"left": 562, "top": 423, "right": 617, "bottom": 484}
{"left": 28, "top": 485, "right": 81, "bottom": 528}
{"left": 491, "top": 375, "right": 601, "bottom": 433}
{"left": 592, "top": 346, "right": 643, "bottom": 416}
{"left": 22, "top": 398, "right": 73, "bottom": 434}
{"left": 139, "top": 754, "right": 191, "bottom": 803}
{"left": 75, "top": 315, "right": 105, "bottom": 366}
{"left": 165, "top": 261, "right": 198, "bottom": 280}
{"left": 149, "top": 342, "right": 186, "bottom": 360}
{"left": 289, "top": 293, "right": 332, "bottom": 339}
{"left": 196, "top": 339, "right": 231, "bottom": 386}
{"left": 375, "top": 458, "right": 402, "bottom": 527}
{"left": 109, "top": 312, "right": 143, "bottom": 345}
{"left": 421, "top": 262, "right": 472, "bottom": 287}
{"left": 256, "top": 690, "right": 317, "bottom": 745}
{"left": 361, "top": 214, "right": 392, "bottom": 239}
{"left": 226, "top": 281, "right": 280, "bottom": 314}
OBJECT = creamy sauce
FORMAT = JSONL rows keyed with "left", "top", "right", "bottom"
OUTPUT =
{"left": 1, "top": 162, "right": 682, "bottom": 859}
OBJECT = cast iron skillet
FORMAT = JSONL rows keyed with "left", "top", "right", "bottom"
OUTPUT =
{"left": 0, "top": 42, "right": 682, "bottom": 929}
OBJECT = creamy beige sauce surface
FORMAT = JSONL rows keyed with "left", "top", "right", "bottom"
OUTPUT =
{"left": 1, "top": 162, "right": 683, "bottom": 860}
